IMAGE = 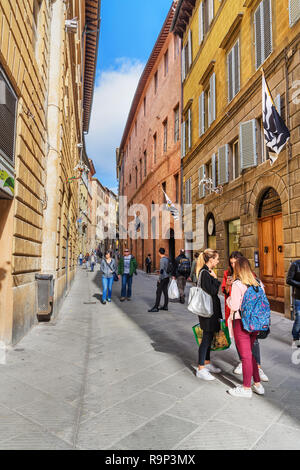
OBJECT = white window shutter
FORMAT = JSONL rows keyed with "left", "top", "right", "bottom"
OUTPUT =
{"left": 218, "top": 145, "right": 229, "bottom": 185}
{"left": 227, "top": 49, "right": 233, "bottom": 103}
{"left": 199, "top": 2, "right": 204, "bottom": 44}
{"left": 212, "top": 153, "right": 217, "bottom": 188}
{"left": 188, "top": 29, "right": 193, "bottom": 68}
{"left": 181, "top": 121, "right": 186, "bottom": 158}
{"left": 263, "top": 0, "right": 272, "bottom": 63}
{"left": 208, "top": 0, "right": 214, "bottom": 25}
{"left": 209, "top": 73, "right": 216, "bottom": 126}
{"left": 198, "top": 165, "right": 206, "bottom": 198}
{"left": 188, "top": 108, "right": 192, "bottom": 149}
{"left": 240, "top": 119, "right": 258, "bottom": 170}
{"left": 199, "top": 92, "right": 205, "bottom": 136}
{"left": 234, "top": 40, "right": 240, "bottom": 96}
{"left": 254, "top": 4, "right": 262, "bottom": 70}
{"left": 289, "top": 0, "right": 300, "bottom": 26}
{"left": 181, "top": 47, "right": 186, "bottom": 82}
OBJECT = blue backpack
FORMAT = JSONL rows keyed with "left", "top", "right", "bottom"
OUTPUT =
{"left": 239, "top": 282, "right": 271, "bottom": 333}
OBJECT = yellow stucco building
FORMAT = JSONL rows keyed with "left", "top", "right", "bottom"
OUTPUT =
{"left": 0, "top": 0, "right": 100, "bottom": 344}
{"left": 172, "top": 0, "right": 300, "bottom": 316}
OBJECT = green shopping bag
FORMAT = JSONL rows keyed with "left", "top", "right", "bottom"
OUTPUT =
{"left": 192, "top": 320, "right": 231, "bottom": 351}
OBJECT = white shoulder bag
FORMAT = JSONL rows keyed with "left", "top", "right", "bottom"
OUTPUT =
{"left": 187, "top": 270, "right": 214, "bottom": 318}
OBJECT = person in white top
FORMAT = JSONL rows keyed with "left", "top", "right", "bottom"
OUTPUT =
{"left": 227, "top": 256, "right": 265, "bottom": 398}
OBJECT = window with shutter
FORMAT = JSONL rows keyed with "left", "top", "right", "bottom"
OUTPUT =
{"left": 181, "top": 48, "right": 186, "bottom": 82}
{"left": 199, "top": 92, "right": 205, "bottom": 136}
{"left": 0, "top": 69, "right": 17, "bottom": 168}
{"left": 199, "top": 165, "right": 206, "bottom": 198}
{"left": 185, "top": 178, "right": 192, "bottom": 204}
{"left": 212, "top": 153, "right": 217, "bottom": 188}
{"left": 218, "top": 145, "right": 229, "bottom": 185}
{"left": 228, "top": 40, "right": 240, "bottom": 103}
{"left": 263, "top": 0, "right": 272, "bottom": 63}
{"left": 240, "top": 120, "right": 258, "bottom": 170}
{"left": 208, "top": 0, "right": 214, "bottom": 25}
{"left": 188, "top": 108, "right": 192, "bottom": 149}
{"left": 181, "top": 122, "right": 186, "bottom": 158}
{"left": 227, "top": 50, "right": 233, "bottom": 103}
{"left": 188, "top": 30, "right": 193, "bottom": 69}
{"left": 209, "top": 73, "right": 216, "bottom": 126}
{"left": 254, "top": 0, "right": 272, "bottom": 70}
{"left": 199, "top": 2, "right": 204, "bottom": 44}
{"left": 289, "top": 0, "right": 300, "bottom": 26}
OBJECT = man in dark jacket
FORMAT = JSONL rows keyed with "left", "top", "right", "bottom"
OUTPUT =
{"left": 286, "top": 260, "right": 300, "bottom": 348}
{"left": 148, "top": 248, "right": 171, "bottom": 313}
{"left": 172, "top": 249, "right": 191, "bottom": 304}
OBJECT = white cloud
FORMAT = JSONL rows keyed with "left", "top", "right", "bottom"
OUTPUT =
{"left": 85, "top": 58, "right": 144, "bottom": 191}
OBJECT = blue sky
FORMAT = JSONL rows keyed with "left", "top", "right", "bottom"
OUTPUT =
{"left": 85, "top": 0, "right": 173, "bottom": 192}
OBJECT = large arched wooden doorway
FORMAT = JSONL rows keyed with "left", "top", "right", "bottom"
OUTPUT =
{"left": 258, "top": 188, "right": 284, "bottom": 313}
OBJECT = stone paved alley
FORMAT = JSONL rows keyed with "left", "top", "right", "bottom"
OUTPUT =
{"left": 0, "top": 267, "right": 299, "bottom": 450}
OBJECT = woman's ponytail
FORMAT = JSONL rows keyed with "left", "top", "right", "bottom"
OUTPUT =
{"left": 196, "top": 252, "right": 205, "bottom": 278}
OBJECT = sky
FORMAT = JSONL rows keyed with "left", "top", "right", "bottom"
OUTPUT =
{"left": 85, "top": 0, "right": 173, "bottom": 193}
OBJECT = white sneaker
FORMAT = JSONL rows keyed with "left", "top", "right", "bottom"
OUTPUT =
{"left": 259, "top": 368, "right": 269, "bottom": 382}
{"left": 228, "top": 385, "right": 252, "bottom": 398}
{"left": 233, "top": 362, "right": 243, "bottom": 375}
{"left": 205, "top": 363, "right": 221, "bottom": 374}
{"left": 196, "top": 368, "right": 215, "bottom": 381}
{"left": 292, "top": 340, "right": 300, "bottom": 349}
{"left": 252, "top": 383, "right": 265, "bottom": 395}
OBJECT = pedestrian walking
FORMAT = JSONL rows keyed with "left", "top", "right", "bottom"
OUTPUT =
{"left": 222, "top": 251, "right": 269, "bottom": 382}
{"left": 190, "top": 252, "right": 199, "bottom": 284}
{"left": 227, "top": 256, "right": 267, "bottom": 398}
{"left": 118, "top": 247, "right": 138, "bottom": 301}
{"left": 196, "top": 249, "right": 223, "bottom": 381}
{"left": 286, "top": 260, "right": 300, "bottom": 349}
{"left": 148, "top": 248, "right": 172, "bottom": 312}
{"left": 100, "top": 251, "right": 117, "bottom": 305}
{"left": 84, "top": 253, "right": 90, "bottom": 270}
{"left": 79, "top": 252, "right": 83, "bottom": 266}
{"left": 145, "top": 254, "right": 152, "bottom": 274}
{"left": 90, "top": 253, "right": 96, "bottom": 272}
{"left": 172, "top": 249, "right": 191, "bottom": 304}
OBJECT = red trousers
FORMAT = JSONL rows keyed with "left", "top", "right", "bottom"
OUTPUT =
{"left": 233, "top": 320, "right": 260, "bottom": 388}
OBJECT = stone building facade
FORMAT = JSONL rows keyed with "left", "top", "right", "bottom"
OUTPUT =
{"left": 117, "top": 1, "right": 184, "bottom": 271}
{"left": 0, "top": 0, "right": 100, "bottom": 344}
{"left": 91, "top": 178, "right": 118, "bottom": 255}
{"left": 172, "top": 0, "right": 300, "bottom": 316}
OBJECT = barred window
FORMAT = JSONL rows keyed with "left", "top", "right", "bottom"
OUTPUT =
{"left": 0, "top": 69, "right": 17, "bottom": 167}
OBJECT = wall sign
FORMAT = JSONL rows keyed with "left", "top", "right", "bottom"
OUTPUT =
{"left": 254, "top": 250, "right": 260, "bottom": 268}
{"left": 0, "top": 159, "right": 14, "bottom": 198}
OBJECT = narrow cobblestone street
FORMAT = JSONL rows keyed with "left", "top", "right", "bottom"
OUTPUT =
{"left": 0, "top": 267, "right": 299, "bottom": 450}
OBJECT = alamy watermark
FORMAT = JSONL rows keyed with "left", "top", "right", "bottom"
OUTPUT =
{"left": 96, "top": 197, "right": 205, "bottom": 250}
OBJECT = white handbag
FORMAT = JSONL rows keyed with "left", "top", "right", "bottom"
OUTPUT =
{"left": 168, "top": 279, "right": 180, "bottom": 300}
{"left": 187, "top": 270, "right": 213, "bottom": 318}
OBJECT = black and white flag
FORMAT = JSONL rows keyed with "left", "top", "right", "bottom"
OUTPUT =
{"left": 262, "top": 73, "right": 290, "bottom": 165}
{"left": 163, "top": 190, "right": 179, "bottom": 220}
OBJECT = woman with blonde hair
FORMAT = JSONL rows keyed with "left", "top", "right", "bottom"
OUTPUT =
{"left": 227, "top": 256, "right": 265, "bottom": 398}
{"left": 196, "top": 249, "right": 223, "bottom": 381}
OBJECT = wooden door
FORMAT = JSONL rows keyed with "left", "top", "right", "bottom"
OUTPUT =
{"left": 258, "top": 214, "right": 284, "bottom": 312}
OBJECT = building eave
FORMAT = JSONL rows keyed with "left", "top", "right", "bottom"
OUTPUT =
{"left": 171, "top": 0, "right": 195, "bottom": 38}
{"left": 83, "top": 0, "right": 101, "bottom": 134}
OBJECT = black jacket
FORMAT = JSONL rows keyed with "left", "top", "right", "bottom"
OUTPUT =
{"left": 172, "top": 253, "right": 191, "bottom": 279}
{"left": 286, "top": 260, "right": 300, "bottom": 300}
{"left": 198, "top": 265, "right": 222, "bottom": 332}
